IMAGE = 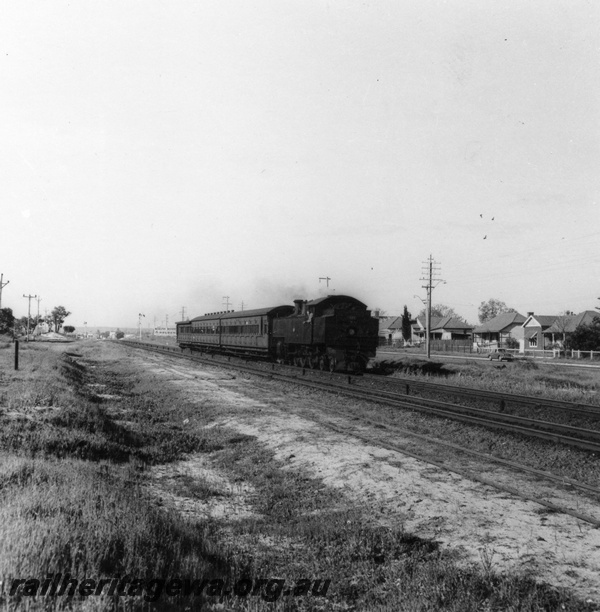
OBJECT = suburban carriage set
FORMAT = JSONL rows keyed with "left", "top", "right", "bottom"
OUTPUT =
{"left": 176, "top": 294, "right": 379, "bottom": 372}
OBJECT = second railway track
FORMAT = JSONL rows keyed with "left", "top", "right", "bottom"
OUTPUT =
{"left": 120, "top": 340, "right": 600, "bottom": 526}
{"left": 123, "top": 340, "right": 600, "bottom": 454}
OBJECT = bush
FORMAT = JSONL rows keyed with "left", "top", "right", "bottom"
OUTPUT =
{"left": 504, "top": 337, "right": 519, "bottom": 349}
{"left": 566, "top": 317, "right": 600, "bottom": 351}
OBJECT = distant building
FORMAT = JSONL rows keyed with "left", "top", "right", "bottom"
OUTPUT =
{"left": 154, "top": 326, "right": 176, "bottom": 337}
{"left": 33, "top": 322, "right": 50, "bottom": 336}
{"left": 413, "top": 316, "right": 473, "bottom": 342}
{"left": 472, "top": 312, "right": 526, "bottom": 348}
{"left": 520, "top": 313, "right": 558, "bottom": 351}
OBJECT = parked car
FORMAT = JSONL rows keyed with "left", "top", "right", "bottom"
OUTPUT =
{"left": 488, "top": 349, "right": 513, "bottom": 362}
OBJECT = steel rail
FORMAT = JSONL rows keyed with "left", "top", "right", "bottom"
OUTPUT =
{"left": 123, "top": 340, "right": 600, "bottom": 453}
{"left": 260, "top": 375, "right": 600, "bottom": 454}
{"left": 317, "top": 418, "right": 600, "bottom": 528}
{"left": 367, "top": 374, "right": 600, "bottom": 418}
{"left": 121, "top": 341, "right": 600, "bottom": 526}
{"left": 311, "top": 380, "right": 600, "bottom": 443}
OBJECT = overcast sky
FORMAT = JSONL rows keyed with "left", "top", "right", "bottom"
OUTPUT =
{"left": 1, "top": 1, "right": 598, "bottom": 329}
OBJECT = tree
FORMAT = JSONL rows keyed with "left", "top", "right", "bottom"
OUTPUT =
{"left": 565, "top": 317, "right": 600, "bottom": 351}
{"left": 63, "top": 325, "right": 75, "bottom": 334}
{"left": 478, "top": 298, "right": 516, "bottom": 323}
{"left": 115, "top": 329, "right": 125, "bottom": 339}
{"left": 418, "top": 304, "right": 466, "bottom": 323}
{"left": 401, "top": 305, "right": 412, "bottom": 342}
{"left": 51, "top": 306, "right": 71, "bottom": 333}
{"left": 0, "top": 308, "right": 14, "bottom": 335}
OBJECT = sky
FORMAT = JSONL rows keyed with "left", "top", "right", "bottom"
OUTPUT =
{"left": 1, "top": 1, "right": 598, "bottom": 329}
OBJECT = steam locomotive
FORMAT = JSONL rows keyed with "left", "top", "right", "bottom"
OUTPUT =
{"left": 176, "top": 294, "right": 379, "bottom": 371}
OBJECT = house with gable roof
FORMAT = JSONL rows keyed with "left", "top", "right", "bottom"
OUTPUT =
{"left": 413, "top": 316, "right": 473, "bottom": 342}
{"left": 520, "top": 312, "right": 559, "bottom": 352}
{"left": 378, "top": 315, "right": 416, "bottom": 345}
{"left": 378, "top": 316, "right": 399, "bottom": 343}
{"left": 543, "top": 310, "right": 599, "bottom": 347}
{"left": 472, "top": 312, "right": 526, "bottom": 348}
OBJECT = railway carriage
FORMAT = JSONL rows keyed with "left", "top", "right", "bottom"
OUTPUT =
{"left": 176, "top": 305, "right": 293, "bottom": 357}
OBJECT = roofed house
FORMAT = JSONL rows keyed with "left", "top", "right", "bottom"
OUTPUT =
{"left": 521, "top": 313, "right": 559, "bottom": 351}
{"left": 544, "top": 310, "right": 599, "bottom": 347}
{"left": 413, "top": 316, "right": 473, "bottom": 342}
{"left": 378, "top": 315, "right": 414, "bottom": 345}
{"left": 378, "top": 316, "right": 398, "bottom": 342}
{"left": 472, "top": 312, "right": 526, "bottom": 348}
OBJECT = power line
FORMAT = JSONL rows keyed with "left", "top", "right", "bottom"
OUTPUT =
{"left": 419, "top": 255, "right": 444, "bottom": 359}
{"left": 0, "top": 274, "right": 9, "bottom": 310}
{"left": 23, "top": 294, "right": 37, "bottom": 342}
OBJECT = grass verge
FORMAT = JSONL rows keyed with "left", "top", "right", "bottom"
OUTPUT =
{"left": 0, "top": 341, "right": 595, "bottom": 611}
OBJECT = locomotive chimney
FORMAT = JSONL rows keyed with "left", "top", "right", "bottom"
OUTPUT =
{"left": 293, "top": 299, "right": 303, "bottom": 316}
{"left": 301, "top": 301, "right": 307, "bottom": 316}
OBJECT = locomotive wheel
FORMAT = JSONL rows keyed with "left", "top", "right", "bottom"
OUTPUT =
{"left": 307, "top": 356, "right": 315, "bottom": 369}
{"left": 318, "top": 357, "right": 327, "bottom": 370}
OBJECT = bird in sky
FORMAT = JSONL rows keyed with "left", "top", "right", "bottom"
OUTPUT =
{"left": 483, "top": 235, "right": 487, "bottom": 239}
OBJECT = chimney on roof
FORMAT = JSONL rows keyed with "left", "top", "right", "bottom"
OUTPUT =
{"left": 527, "top": 312, "right": 534, "bottom": 316}
{"left": 373, "top": 310, "right": 380, "bottom": 319}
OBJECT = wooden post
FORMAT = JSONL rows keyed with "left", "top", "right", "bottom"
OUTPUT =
{"left": 14, "top": 340, "right": 19, "bottom": 370}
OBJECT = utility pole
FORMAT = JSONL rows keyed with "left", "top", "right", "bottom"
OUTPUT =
{"left": 319, "top": 277, "right": 331, "bottom": 288}
{"left": 181, "top": 306, "right": 187, "bottom": 321}
{"left": 23, "top": 294, "right": 37, "bottom": 341}
{"left": 222, "top": 296, "right": 231, "bottom": 311}
{"left": 0, "top": 274, "right": 9, "bottom": 310}
{"left": 36, "top": 296, "right": 42, "bottom": 326}
{"left": 239, "top": 301, "right": 246, "bottom": 311}
{"left": 138, "top": 313, "right": 145, "bottom": 340}
{"left": 419, "top": 255, "right": 443, "bottom": 359}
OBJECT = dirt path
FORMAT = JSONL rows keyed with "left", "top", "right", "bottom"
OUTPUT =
{"left": 141, "top": 354, "right": 600, "bottom": 604}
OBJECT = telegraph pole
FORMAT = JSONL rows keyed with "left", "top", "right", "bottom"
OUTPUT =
{"left": 222, "top": 296, "right": 231, "bottom": 311}
{"left": 36, "top": 296, "right": 42, "bottom": 327}
{"left": 138, "top": 313, "right": 145, "bottom": 340}
{"left": 319, "top": 277, "right": 331, "bottom": 288}
{"left": 181, "top": 306, "right": 187, "bottom": 321}
{"left": 0, "top": 274, "right": 9, "bottom": 310}
{"left": 420, "top": 255, "right": 443, "bottom": 359}
{"left": 23, "top": 294, "right": 37, "bottom": 341}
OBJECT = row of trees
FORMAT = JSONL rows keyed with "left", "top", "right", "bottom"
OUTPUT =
{"left": 0, "top": 306, "right": 71, "bottom": 336}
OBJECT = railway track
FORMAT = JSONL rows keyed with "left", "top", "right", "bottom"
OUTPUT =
{"left": 368, "top": 373, "right": 600, "bottom": 420}
{"left": 123, "top": 340, "right": 600, "bottom": 454}
{"left": 119, "top": 340, "right": 600, "bottom": 526}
